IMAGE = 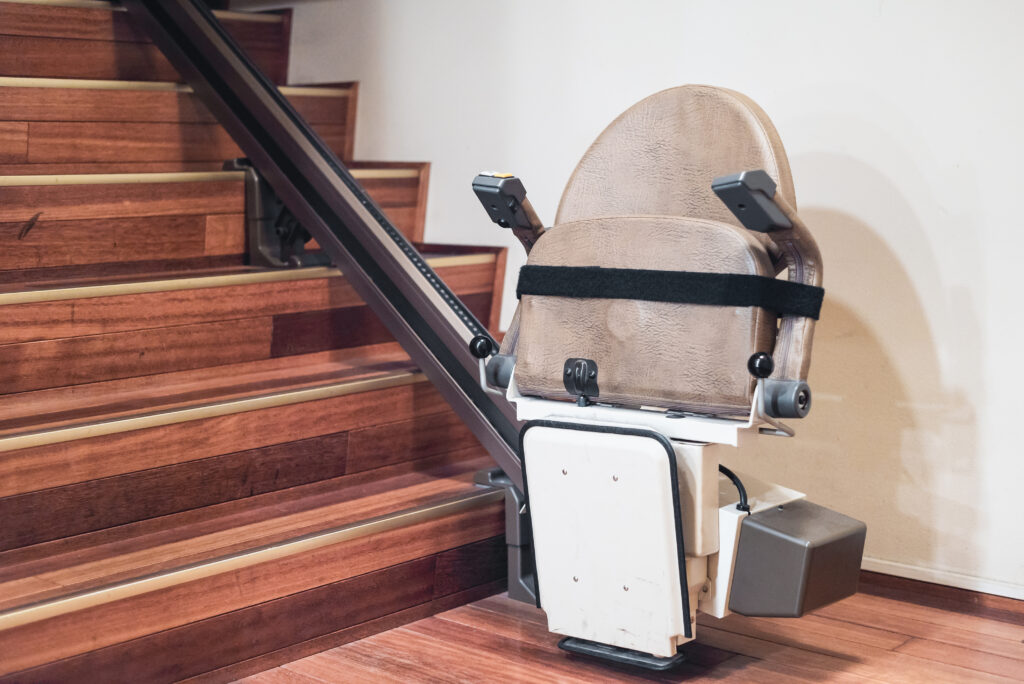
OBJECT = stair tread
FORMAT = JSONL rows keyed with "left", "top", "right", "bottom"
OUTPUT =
{"left": 0, "top": 164, "right": 432, "bottom": 282}
{"left": 0, "top": 75, "right": 351, "bottom": 96}
{"left": 0, "top": 450, "right": 494, "bottom": 613}
{"left": 0, "top": 250, "right": 487, "bottom": 296}
{"left": 0, "top": 342, "right": 417, "bottom": 437}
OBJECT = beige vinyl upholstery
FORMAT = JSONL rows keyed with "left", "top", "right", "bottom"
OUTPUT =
{"left": 511, "top": 85, "right": 821, "bottom": 413}
{"left": 556, "top": 86, "right": 796, "bottom": 227}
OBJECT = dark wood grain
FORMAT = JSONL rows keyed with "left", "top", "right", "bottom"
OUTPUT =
{"left": 0, "top": 432, "right": 349, "bottom": 551}
{"left": 0, "top": 405, "right": 487, "bottom": 552}
{"left": 0, "top": 262, "right": 493, "bottom": 394}
{"left": 858, "top": 570, "right": 1024, "bottom": 626}
{"left": 0, "top": 34, "right": 180, "bottom": 81}
{"left": 347, "top": 408, "right": 480, "bottom": 474}
{"left": 8, "top": 557, "right": 439, "bottom": 684}
{"left": 348, "top": 162, "right": 429, "bottom": 242}
{"left": 0, "top": 214, "right": 209, "bottom": 272}
{"left": 0, "top": 451, "right": 488, "bottom": 587}
{"left": 0, "top": 255, "right": 245, "bottom": 286}
{"left": 0, "top": 168, "right": 435, "bottom": 275}
{"left": 895, "top": 638, "right": 1024, "bottom": 680}
{"left": 0, "top": 180, "right": 243, "bottom": 223}
{"left": 0, "top": 4, "right": 289, "bottom": 83}
{"left": 192, "top": 580, "right": 506, "bottom": 684}
{"left": 0, "top": 380, "right": 452, "bottom": 498}
{"left": 0, "top": 344, "right": 413, "bottom": 436}
{"left": 0, "top": 500, "right": 505, "bottom": 675}
{"left": 24, "top": 121, "right": 349, "bottom": 164}
{"left": 0, "top": 122, "right": 27, "bottom": 162}
{"left": 0, "top": 85, "right": 354, "bottom": 126}
{"left": 5, "top": 537, "right": 507, "bottom": 684}
{"left": 0, "top": 161, "right": 241, "bottom": 174}
{"left": 0, "top": 316, "right": 274, "bottom": 393}
{"left": 240, "top": 583, "right": 1024, "bottom": 684}
{"left": 0, "top": 3, "right": 151, "bottom": 43}
{"left": 433, "top": 536, "right": 507, "bottom": 599}
{"left": 270, "top": 292, "right": 494, "bottom": 358}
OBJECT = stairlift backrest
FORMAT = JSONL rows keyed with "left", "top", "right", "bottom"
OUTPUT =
{"left": 555, "top": 85, "right": 797, "bottom": 227}
{"left": 511, "top": 85, "right": 821, "bottom": 414}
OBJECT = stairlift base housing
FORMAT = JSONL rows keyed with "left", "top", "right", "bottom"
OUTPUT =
{"left": 512, "top": 381, "right": 865, "bottom": 664}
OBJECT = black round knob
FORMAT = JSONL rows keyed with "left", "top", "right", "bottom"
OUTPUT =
{"left": 747, "top": 352, "right": 774, "bottom": 379}
{"left": 469, "top": 335, "right": 495, "bottom": 359}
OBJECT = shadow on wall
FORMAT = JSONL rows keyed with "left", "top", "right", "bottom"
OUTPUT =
{"left": 725, "top": 159, "right": 982, "bottom": 579}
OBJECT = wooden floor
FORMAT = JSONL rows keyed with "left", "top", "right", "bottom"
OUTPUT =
{"left": 241, "top": 573, "right": 1024, "bottom": 683}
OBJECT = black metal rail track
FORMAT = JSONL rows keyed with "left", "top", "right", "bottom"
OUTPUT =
{"left": 124, "top": 0, "right": 523, "bottom": 488}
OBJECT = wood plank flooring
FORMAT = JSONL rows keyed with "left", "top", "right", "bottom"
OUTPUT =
{"left": 243, "top": 575, "right": 1024, "bottom": 683}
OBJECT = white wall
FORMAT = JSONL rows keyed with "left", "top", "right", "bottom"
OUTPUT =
{"left": 281, "top": 0, "right": 1024, "bottom": 598}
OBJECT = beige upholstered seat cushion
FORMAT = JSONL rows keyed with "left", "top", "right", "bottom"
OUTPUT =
{"left": 515, "top": 216, "right": 776, "bottom": 413}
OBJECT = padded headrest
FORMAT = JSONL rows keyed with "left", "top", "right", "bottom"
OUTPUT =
{"left": 555, "top": 85, "right": 796, "bottom": 226}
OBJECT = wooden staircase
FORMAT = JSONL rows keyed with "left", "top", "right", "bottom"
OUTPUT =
{"left": 0, "top": 2, "right": 508, "bottom": 681}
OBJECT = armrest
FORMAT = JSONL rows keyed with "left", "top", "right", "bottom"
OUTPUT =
{"left": 472, "top": 173, "right": 548, "bottom": 357}
{"left": 472, "top": 173, "right": 547, "bottom": 253}
{"left": 713, "top": 170, "right": 823, "bottom": 386}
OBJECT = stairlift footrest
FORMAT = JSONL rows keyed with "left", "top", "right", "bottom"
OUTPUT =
{"left": 522, "top": 421, "right": 691, "bottom": 658}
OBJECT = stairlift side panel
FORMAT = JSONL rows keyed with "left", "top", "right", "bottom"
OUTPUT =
{"left": 673, "top": 442, "right": 720, "bottom": 558}
{"left": 523, "top": 425, "right": 690, "bottom": 658}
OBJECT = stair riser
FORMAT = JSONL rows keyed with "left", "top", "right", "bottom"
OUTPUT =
{"left": 0, "top": 295, "right": 492, "bottom": 393}
{"left": 0, "top": 379, "right": 467, "bottom": 498}
{"left": 0, "top": 3, "right": 290, "bottom": 83}
{"left": 0, "top": 506, "right": 506, "bottom": 676}
{"left": 0, "top": 410, "right": 479, "bottom": 551}
{"left": 7, "top": 539, "right": 506, "bottom": 684}
{"left": 5, "top": 121, "right": 348, "bottom": 166}
{"left": 0, "top": 170, "right": 429, "bottom": 277}
{"left": 0, "top": 85, "right": 351, "bottom": 126}
{"left": 0, "top": 264, "right": 492, "bottom": 345}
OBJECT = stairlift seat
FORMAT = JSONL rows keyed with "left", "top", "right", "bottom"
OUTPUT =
{"left": 470, "top": 84, "right": 861, "bottom": 671}
{"left": 511, "top": 85, "right": 820, "bottom": 415}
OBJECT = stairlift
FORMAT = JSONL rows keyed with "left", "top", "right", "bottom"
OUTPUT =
{"left": 470, "top": 85, "right": 866, "bottom": 670}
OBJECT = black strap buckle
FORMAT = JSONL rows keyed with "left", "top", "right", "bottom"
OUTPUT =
{"left": 563, "top": 358, "right": 599, "bottom": 407}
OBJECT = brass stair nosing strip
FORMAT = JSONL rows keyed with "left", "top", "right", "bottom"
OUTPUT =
{"left": 0, "top": 487, "right": 503, "bottom": 632}
{"left": 0, "top": 371, "right": 427, "bottom": 453}
{"left": 0, "top": 168, "right": 418, "bottom": 188}
{"left": 0, "top": 253, "right": 495, "bottom": 306}
{"left": 0, "top": 171, "right": 244, "bottom": 186}
{"left": 0, "top": 0, "right": 120, "bottom": 8}
{"left": 0, "top": 0, "right": 284, "bottom": 22}
{"left": 0, "top": 76, "right": 351, "bottom": 98}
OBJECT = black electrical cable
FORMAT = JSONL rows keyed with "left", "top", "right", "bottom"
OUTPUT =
{"left": 718, "top": 465, "right": 750, "bottom": 513}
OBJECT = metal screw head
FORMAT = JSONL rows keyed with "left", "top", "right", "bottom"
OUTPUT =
{"left": 562, "top": 468, "right": 567, "bottom": 475}
{"left": 573, "top": 576, "right": 579, "bottom": 583}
